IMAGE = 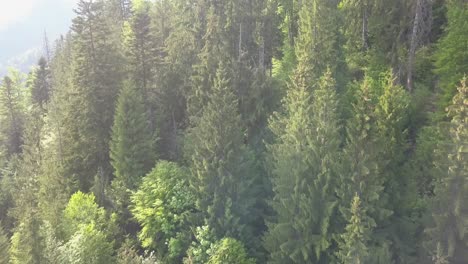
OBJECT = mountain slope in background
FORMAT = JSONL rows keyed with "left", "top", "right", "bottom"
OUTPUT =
{"left": 0, "top": 0, "right": 77, "bottom": 76}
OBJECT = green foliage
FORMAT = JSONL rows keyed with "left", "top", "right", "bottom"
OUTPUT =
{"left": 433, "top": 1, "right": 468, "bottom": 110}
{"left": 9, "top": 218, "right": 45, "bottom": 264}
{"left": 0, "top": 0, "right": 466, "bottom": 263}
{"left": 0, "top": 71, "right": 25, "bottom": 157}
{"left": 116, "top": 239, "right": 159, "bottom": 264}
{"left": 208, "top": 238, "right": 255, "bottom": 264}
{"left": 62, "top": 191, "right": 114, "bottom": 239}
{"left": 186, "top": 62, "right": 257, "bottom": 243}
{"left": 428, "top": 77, "right": 468, "bottom": 262}
{"left": 131, "top": 161, "right": 196, "bottom": 262}
{"left": 337, "top": 195, "right": 373, "bottom": 264}
{"left": 110, "top": 80, "right": 155, "bottom": 212}
{"left": 184, "top": 225, "right": 217, "bottom": 264}
{"left": 61, "top": 224, "right": 115, "bottom": 264}
{"left": 265, "top": 69, "right": 341, "bottom": 263}
{"left": 30, "top": 57, "right": 51, "bottom": 108}
{"left": 0, "top": 223, "right": 9, "bottom": 264}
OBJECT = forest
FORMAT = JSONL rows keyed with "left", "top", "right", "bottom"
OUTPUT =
{"left": 0, "top": 0, "right": 467, "bottom": 263}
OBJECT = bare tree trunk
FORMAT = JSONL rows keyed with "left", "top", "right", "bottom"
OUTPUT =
{"left": 407, "top": 0, "right": 432, "bottom": 92}
{"left": 362, "top": 2, "right": 369, "bottom": 50}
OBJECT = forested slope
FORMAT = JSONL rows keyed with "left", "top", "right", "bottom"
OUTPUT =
{"left": 0, "top": 0, "right": 467, "bottom": 263}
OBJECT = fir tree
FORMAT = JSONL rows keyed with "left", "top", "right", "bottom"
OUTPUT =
{"left": 0, "top": 72, "right": 25, "bottom": 157}
{"left": 110, "top": 80, "right": 155, "bottom": 217}
{"left": 9, "top": 218, "right": 45, "bottom": 264}
{"left": 0, "top": 223, "right": 9, "bottom": 264}
{"left": 66, "top": 0, "right": 123, "bottom": 191}
{"left": 429, "top": 77, "right": 468, "bottom": 263}
{"left": 433, "top": 0, "right": 468, "bottom": 110}
{"left": 186, "top": 62, "right": 257, "bottom": 244}
{"left": 265, "top": 69, "right": 341, "bottom": 263}
{"left": 295, "top": 0, "right": 343, "bottom": 84}
{"left": 337, "top": 76, "right": 392, "bottom": 259}
{"left": 122, "top": 0, "right": 158, "bottom": 137}
{"left": 337, "top": 194, "right": 373, "bottom": 264}
{"left": 30, "top": 57, "right": 51, "bottom": 109}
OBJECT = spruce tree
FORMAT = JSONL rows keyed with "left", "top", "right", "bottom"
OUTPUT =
{"left": 337, "top": 76, "right": 392, "bottom": 260}
{"left": 433, "top": 0, "right": 468, "bottom": 110}
{"left": 30, "top": 57, "right": 51, "bottom": 109}
{"left": 64, "top": 0, "right": 123, "bottom": 191}
{"left": 186, "top": 61, "right": 256, "bottom": 244}
{"left": 9, "top": 218, "right": 45, "bottom": 264}
{"left": 337, "top": 194, "right": 373, "bottom": 264}
{"left": 264, "top": 69, "right": 341, "bottom": 263}
{"left": 0, "top": 72, "right": 25, "bottom": 157}
{"left": 110, "top": 80, "right": 155, "bottom": 228}
{"left": 0, "top": 223, "right": 9, "bottom": 264}
{"left": 428, "top": 77, "right": 468, "bottom": 263}
{"left": 122, "top": 0, "right": 158, "bottom": 136}
{"left": 295, "top": 0, "right": 343, "bottom": 84}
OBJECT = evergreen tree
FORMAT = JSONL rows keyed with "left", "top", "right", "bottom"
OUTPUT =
{"left": 337, "top": 194, "right": 373, "bottom": 264}
{"left": 122, "top": 0, "right": 159, "bottom": 137}
{"left": 0, "top": 72, "right": 25, "bottom": 157}
{"left": 110, "top": 80, "right": 155, "bottom": 221}
{"left": 65, "top": 0, "right": 123, "bottom": 191}
{"left": 433, "top": 0, "right": 468, "bottom": 110}
{"left": 0, "top": 223, "right": 9, "bottom": 264}
{"left": 337, "top": 76, "right": 392, "bottom": 260}
{"left": 186, "top": 62, "right": 257, "bottom": 244}
{"left": 428, "top": 77, "right": 468, "bottom": 263}
{"left": 295, "top": 0, "right": 343, "bottom": 84}
{"left": 30, "top": 57, "right": 51, "bottom": 109}
{"left": 9, "top": 218, "right": 45, "bottom": 264}
{"left": 264, "top": 69, "right": 341, "bottom": 263}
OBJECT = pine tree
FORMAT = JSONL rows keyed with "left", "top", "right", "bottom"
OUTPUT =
{"left": 429, "top": 77, "right": 468, "bottom": 263}
{"left": 264, "top": 69, "right": 341, "bottom": 263}
{"left": 337, "top": 194, "right": 373, "bottom": 264}
{"left": 186, "top": 62, "right": 256, "bottom": 244}
{"left": 110, "top": 80, "right": 155, "bottom": 227}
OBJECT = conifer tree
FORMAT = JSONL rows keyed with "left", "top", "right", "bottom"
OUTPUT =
{"left": 264, "top": 69, "right": 341, "bottom": 263}
{"left": 0, "top": 72, "right": 25, "bottom": 157}
{"left": 295, "top": 0, "right": 343, "bottom": 84}
{"left": 428, "top": 77, "right": 468, "bottom": 263}
{"left": 110, "top": 80, "right": 155, "bottom": 228}
{"left": 122, "top": 0, "right": 158, "bottom": 135}
{"left": 30, "top": 57, "right": 51, "bottom": 109}
{"left": 9, "top": 218, "right": 45, "bottom": 264}
{"left": 433, "top": 0, "right": 468, "bottom": 109}
{"left": 188, "top": 7, "right": 231, "bottom": 120}
{"left": 64, "top": 0, "right": 123, "bottom": 191}
{"left": 337, "top": 76, "right": 392, "bottom": 259}
{"left": 0, "top": 223, "right": 9, "bottom": 264}
{"left": 337, "top": 194, "right": 373, "bottom": 264}
{"left": 186, "top": 61, "right": 256, "bottom": 244}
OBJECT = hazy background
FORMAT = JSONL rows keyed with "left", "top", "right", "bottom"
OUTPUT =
{"left": 0, "top": 0, "right": 78, "bottom": 75}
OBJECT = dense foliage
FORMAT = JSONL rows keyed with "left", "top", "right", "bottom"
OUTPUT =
{"left": 0, "top": 0, "right": 466, "bottom": 263}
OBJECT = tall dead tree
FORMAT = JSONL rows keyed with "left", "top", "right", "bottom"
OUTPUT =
{"left": 407, "top": 0, "right": 432, "bottom": 92}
